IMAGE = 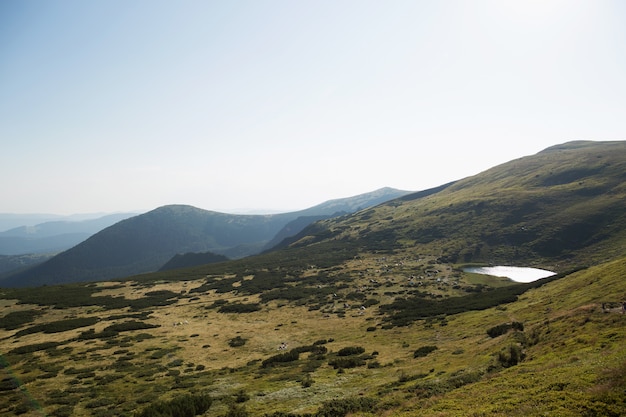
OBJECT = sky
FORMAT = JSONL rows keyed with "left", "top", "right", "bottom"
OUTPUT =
{"left": 1, "top": 0, "right": 625, "bottom": 215}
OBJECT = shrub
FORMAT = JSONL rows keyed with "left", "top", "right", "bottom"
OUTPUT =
{"left": 0, "top": 377, "right": 18, "bottom": 391}
{"left": 316, "top": 397, "right": 378, "bottom": 417}
{"left": 487, "top": 321, "right": 524, "bottom": 338}
{"left": 77, "top": 328, "right": 119, "bottom": 340}
{"left": 328, "top": 357, "right": 366, "bottom": 369}
{"left": 103, "top": 321, "right": 159, "bottom": 333}
{"left": 262, "top": 351, "right": 300, "bottom": 368}
{"left": 234, "top": 389, "right": 250, "bottom": 403}
{"left": 167, "top": 359, "right": 184, "bottom": 367}
{"left": 496, "top": 344, "right": 525, "bottom": 368}
{"left": 291, "top": 344, "right": 327, "bottom": 355}
{"left": 413, "top": 345, "right": 438, "bottom": 358}
{"left": 487, "top": 323, "right": 511, "bottom": 338}
{"left": 134, "top": 393, "right": 212, "bottom": 417}
{"left": 9, "top": 342, "right": 61, "bottom": 355}
{"left": 228, "top": 336, "right": 247, "bottom": 347}
{"left": 49, "top": 405, "right": 74, "bottom": 417}
{"left": 15, "top": 317, "right": 100, "bottom": 337}
{"left": 337, "top": 346, "right": 365, "bottom": 356}
{"left": 218, "top": 303, "right": 261, "bottom": 313}
{"left": 0, "top": 310, "right": 43, "bottom": 330}
{"left": 224, "top": 404, "right": 249, "bottom": 417}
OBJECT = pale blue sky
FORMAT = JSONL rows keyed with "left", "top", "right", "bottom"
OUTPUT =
{"left": 1, "top": 0, "right": 624, "bottom": 214}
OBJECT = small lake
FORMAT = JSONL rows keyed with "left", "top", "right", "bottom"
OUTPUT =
{"left": 463, "top": 266, "right": 556, "bottom": 283}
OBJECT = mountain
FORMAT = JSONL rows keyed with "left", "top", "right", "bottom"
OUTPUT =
{"left": 0, "top": 188, "right": 410, "bottom": 287}
{"left": 0, "top": 253, "right": 53, "bottom": 277}
{"left": 0, "top": 212, "right": 127, "bottom": 232}
{"left": 284, "top": 140, "right": 626, "bottom": 268}
{"left": 159, "top": 251, "right": 229, "bottom": 271}
{"left": 261, "top": 187, "right": 413, "bottom": 251}
{"left": 0, "top": 213, "right": 137, "bottom": 256}
{"left": 0, "top": 141, "right": 624, "bottom": 416}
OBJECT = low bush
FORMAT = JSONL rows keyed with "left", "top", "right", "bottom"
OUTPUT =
{"left": 337, "top": 346, "right": 365, "bottom": 356}
{"left": 228, "top": 336, "right": 247, "bottom": 347}
{"left": 495, "top": 344, "right": 525, "bottom": 368}
{"left": 218, "top": 303, "right": 261, "bottom": 313}
{"left": 487, "top": 321, "right": 524, "bottom": 338}
{"left": 316, "top": 397, "right": 378, "bottom": 417}
{"left": 15, "top": 317, "right": 99, "bottom": 337}
{"left": 0, "top": 310, "right": 43, "bottom": 330}
{"left": 224, "top": 404, "right": 249, "bottom": 417}
{"left": 9, "top": 342, "right": 61, "bottom": 355}
{"left": 291, "top": 344, "right": 328, "bottom": 355}
{"left": 77, "top": 328, "right": 119, "bottom": 340}
{"left": 103, "top": 321, "right": 159, "bottom": 333}
{"left": 134, "top": 393, "right": 212, "bottom": 417}
{"left": 328, "top": 357, "right": 366, "bottom": 369}
{"left": 413, "top": 345, "right": 438, "bottom": 358}
{"left": 261, "top": 350, "right": 300, "bottom": 368}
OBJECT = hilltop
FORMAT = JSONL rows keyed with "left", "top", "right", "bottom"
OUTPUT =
{"left": 0, "top": 140, "right": 624, "bottom": 416}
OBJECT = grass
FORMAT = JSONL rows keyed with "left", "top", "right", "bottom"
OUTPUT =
{"left": 0, "top": 254, "right": 624, "bottom": 416}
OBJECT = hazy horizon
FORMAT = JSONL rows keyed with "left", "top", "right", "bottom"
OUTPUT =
{"left": 2, "top": 1, "right": 625, "bottom": 214}
{"left": 0, "top": 185, "right": 411, "bottom": 218}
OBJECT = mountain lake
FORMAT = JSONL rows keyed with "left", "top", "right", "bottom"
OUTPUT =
{"left": 463, "top": 266, "right": 556, "bottom": 283}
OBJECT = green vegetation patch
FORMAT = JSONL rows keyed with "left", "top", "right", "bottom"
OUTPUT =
{"left": 413, "top": 345, "right": 438, "bottom": 358}
{"left": 103, "top": 321, "right": 160, "bottom": 333}
{"left": 218, "top": 303, "right": 261, "bottom": 313}
{"left": 14, "top": 317, "right": 99, "bottom": 337}
{"left": 0, "top": 309, "right": 44, "bottom": 330}
{"left": 328, "top": 356, "right": 367, "bottom": 369}
{"left": 0, "top": 284, "right": 179, "bottom": 311}
{"left": 380, "top": 273, "right": 567, "bottom": 326}
{"left": 228, "top": 336, "right": 247, "bottom": 347}
{"left": 9, "top": 341, "right": 62, "bottom": 355}
{"left": 486, "top": 321, "right": 524, "bottom": 338}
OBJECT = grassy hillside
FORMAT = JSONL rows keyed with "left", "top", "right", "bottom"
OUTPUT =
{"left": 0, "top": 253, "right": 624, "bottom": 416}
{"left": 0, "top": 141, "right": 624, "bottom": 416}
{"left": 286, "top": 140, "right": 626, "bottom": 269}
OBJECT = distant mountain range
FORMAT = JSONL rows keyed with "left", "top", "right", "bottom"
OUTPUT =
{"left": 0, "top": 213, "right": 138, "bottom": 276}
{"left": 0, "top": 212, "right": 131, "bottom": 232}
{"left": 0, "top": 213, "right": 138, "bottom": 255}
{"left": 0, "top": 187, "right": 410, "bottom": 286}
{"left": 5, "top": 140, "right": 624, "bottom": 289}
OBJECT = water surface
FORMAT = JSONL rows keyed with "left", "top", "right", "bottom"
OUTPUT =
{"left": 463, "top": 266, "right": 556, "bottom": 283}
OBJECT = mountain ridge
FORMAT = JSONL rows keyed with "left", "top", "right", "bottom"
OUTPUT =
{"left": 0, "top": 187, "right": 411, "bottom": 287}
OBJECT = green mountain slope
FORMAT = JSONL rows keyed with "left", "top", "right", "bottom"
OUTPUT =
{"left": 159, "top": 251, "right": 229, "bottom": 272}
{"left": 286, "top": 140, "right": 626, "bottom": 268}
